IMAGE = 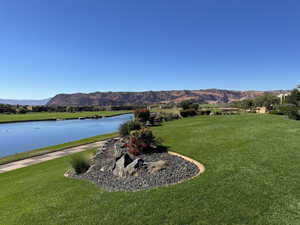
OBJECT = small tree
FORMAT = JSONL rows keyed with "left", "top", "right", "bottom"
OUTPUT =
{"left": 240, "top": 99, "right": 254, "bottom": 109}
{"left": 66, "top": 106, "right": 76, "bottom": 113}
{"left": 18, "top": 107, "right": 28, "bottom": 114}
{"left": 254, "top": 94, "right": 280, "bottom": 110}
{"left": 179, "top": 100, "right": 199, "bottom": 110}
{"left": 286, "top": 89, "right": 300, "bottom": 106}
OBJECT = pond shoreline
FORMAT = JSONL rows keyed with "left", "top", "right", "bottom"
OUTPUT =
{"left": 0, "top": 113, "right": 133, "bottom": 164}
{"left": 0, "top": 133, "right": 119, "bottom": 166}
{"left": 0, "top": 112, "right": 130, "bottom": 124}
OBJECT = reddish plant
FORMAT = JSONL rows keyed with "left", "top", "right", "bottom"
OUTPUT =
{"left": 134, "top": 108, "right": 150, "bottom": 122}
{"left": 125, "top": 129, "right": 162, "bottom": 155}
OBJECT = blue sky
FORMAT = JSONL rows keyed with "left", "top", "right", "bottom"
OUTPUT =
{"left": 0, "top": 0, "right": 299, "bottom": 99}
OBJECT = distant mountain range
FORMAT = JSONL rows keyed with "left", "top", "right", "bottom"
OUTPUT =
{"left": 47, "top": 89, "right": 288, "bottom": 106}
{"left": 0, "top": 98, "right": 50, "bottom": 106}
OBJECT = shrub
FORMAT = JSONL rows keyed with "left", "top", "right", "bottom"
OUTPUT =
{"left": 119, "top": 120, "right": 142, "bottom": 136}
{"left": 288, "top": 108, "right": 300, "bottom": 120}
{"left": 269, "top": 104, "right": 300, "bottom": 120}
{"left": 211, "top": 108, "right": 222, "bottom": 115}
{"left": 134, "top": 108, "right": 150, "bottom": 122}
{"left": 18, "top": 108, "right": 28, "bottom": 114}
{"left": 162, "top": 112, "right": 181, "bottom": 121}
{"left": 273, "top": 104, "right": 298, "bottom": 115}
{"left": 180, "top": 109, "right": 197, "bottom": 117}
{"left": 70, "top": 155, "right": 91, "bottom": 174}
{"left": 147, "top": 112, "right": 181, "bottom": 125}
{"left": 126, "top": 129, "right": 162, "bottom": 155}
{"left": 286, "top": 89, "right": 300, "bottom": 106}
{"left": 149, "top": 113, "right": 162, "bottom": 125}
{"left": 179, "top": 100, "right": 199, "bottom": 110}
{"left": 198, "top": 109, "right": 212, "bottom": 115}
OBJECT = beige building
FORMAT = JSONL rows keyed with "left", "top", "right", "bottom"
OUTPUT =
{"left": 256, "top": 107, "right": 268, "bottom": 114}
{"left": 277, "top": 85, "right": 299, "bottom": 104}
{"left": 277, "top": 93, "right": 290, "bottom": 104}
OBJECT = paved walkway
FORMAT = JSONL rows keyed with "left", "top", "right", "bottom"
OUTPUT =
{"left": 0, "top": 141, "right": 105, "bottom": 174}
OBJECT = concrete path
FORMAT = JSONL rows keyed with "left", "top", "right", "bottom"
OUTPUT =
{"left": 0, "top": 141, "right": 105, "bottom": 174}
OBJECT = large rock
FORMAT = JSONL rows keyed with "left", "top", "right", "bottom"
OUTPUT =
{"left": 126, "top": 158, "right": 144, "bottom": 176}
{"left": 113, "top": 154, "right": 144, "bottom": 177}
{"left": 113, "top": 143, "right": 123, "bottom": 159}
{"left": 147, "top": 160, "right": 168, "bottom": 174}
{"left": 113, "top": 154, "right": 132, "bottom": 177}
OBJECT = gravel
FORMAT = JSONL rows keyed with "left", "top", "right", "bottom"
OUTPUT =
{"left": 70, "top": 138, "right": 199, "bottom": 192}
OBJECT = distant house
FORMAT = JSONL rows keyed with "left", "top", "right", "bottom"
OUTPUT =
{"left": 278, "top": 93, "right": 290, "bottom": 104}
{"left": 26, "top": 106, "right": 33, "bottom": 111}
{"left": 277, "top": 85, "right": 299, "bottom": 104}
{"left": 256, "top": 107, "right": 268, "bottom": 114}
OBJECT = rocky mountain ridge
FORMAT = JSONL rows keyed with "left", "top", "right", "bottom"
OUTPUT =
{"left": 47, "top": 89, "right": 287, "bottom": 106}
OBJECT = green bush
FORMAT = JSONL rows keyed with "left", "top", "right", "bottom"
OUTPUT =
{"left": 273, "top": 104, "right": 297, "bottom": 115}
{"left": 134, "top": 109, "right": 150, "bottom": 122}
{"left": 119, "top": 120, "right": 142, "bottom": 137}
{"left": 162, "top": 112, "right": 181, "bottom": 121}
{"left": 70, "top": 155, "right": 91, "bottom": 174}
{"left": 288, "top": 109, "right": 300, "bottom": 120}
{"left": 286, "top": 89, "right": 300, "bottom": 106}
{"left": 198, "top": 109, "right": 212, "bottom": 115}
{"left": 270, "top": 104, "right": 300, "bottom": 120}
{"left": 180, "top": 109, "right": 197, "bottom": 117}
{"left": 149, "top": 112, "right": 181, "bottom": 123}
{"left": 179, "top": 100, "right": 199, "bottom": 110}
{"left": 211, "top": 108, "right": 222, "bottom": 115}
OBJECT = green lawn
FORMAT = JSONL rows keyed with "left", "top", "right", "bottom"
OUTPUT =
{"left": 1, "top": 114, "right": 300, "bottom": 225}
{"left": 0, "top": 111, "right": 131, "bottom": 123}
{"left": 150, "top": 108, "right": 181, "bottom": 114}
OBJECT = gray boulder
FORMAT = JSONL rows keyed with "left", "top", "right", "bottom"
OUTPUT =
{"left": 126, "top": 158, "right": 144, "bottom": 176}
{"left": 113, "top": 154, "right": 133, "bottom": 177}
{"left": 147, "top": 160, "right": 168, "bottom": 174}
{"left": 113, "top": 154, "right": 144, "bottom": 177}
{"left": 113, "top": 143, "right": 123, "bottom": 159}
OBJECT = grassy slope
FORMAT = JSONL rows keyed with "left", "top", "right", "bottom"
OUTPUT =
{"left": 0, "top": 133, "right": 118, "bottom": 165}
{"left": 151, "top": 108, "right": 180, "bottom": 114}
{"left": 0, "top": 114, "right": 300, "bottom": 225}
{"left": 0, "top": 111, "right": 130, "bottom": 123}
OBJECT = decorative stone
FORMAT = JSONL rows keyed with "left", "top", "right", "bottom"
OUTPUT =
{"left": 112, "top": 153, "right": 145, "bottom": 177}
{"left": 67, "top": 136, "right": 201, "bottom": 191}
{"left": 113, "top": 154, "right": 133, "bottom": 177}
{"left": 147, "top": 160, "right": 168, "bottom": 174}
{"left": 126, "top": 158, "right": 144, "bottom": 176}
{"left": 85, "top": 164, "right": 95, "bottom": 174}
{"left": 145, "top": 121, "right": 152, "bottom": 126}
{"left": 114, "top": 143, "right": 124, "bottom": 159}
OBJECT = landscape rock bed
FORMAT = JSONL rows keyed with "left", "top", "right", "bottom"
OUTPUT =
{"left": 69, "top": 138, "right": 200, "bottom": 192}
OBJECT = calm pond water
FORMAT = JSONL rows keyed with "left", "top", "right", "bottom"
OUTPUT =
{"left": 0, "top": 114, "right": 133, "bottom": 157}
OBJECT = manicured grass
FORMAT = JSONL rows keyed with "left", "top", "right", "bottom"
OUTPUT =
{"left": 0, "top": 111, "right": 131, "bottom": 123}
{"left": 1, "top": 114, "right": 300, "bottom": 225}
{"left": 0, "top": 133, "right": 118, "bottom": 165}
{"left": 151, "top": 108, "right": 181, "bottom": 114}
{"left": 199, "top": 103, "right": 222, "bottom": 108}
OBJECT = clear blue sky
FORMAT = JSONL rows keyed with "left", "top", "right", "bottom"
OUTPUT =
{"left": 0, "top": 0, "right": 299, "bottom": 99}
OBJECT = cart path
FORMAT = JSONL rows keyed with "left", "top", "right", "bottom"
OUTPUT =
{"left": 0, "top": 141, "right": 105, "bottom": 174}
